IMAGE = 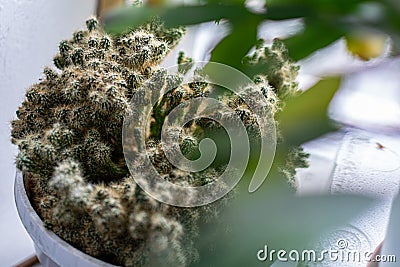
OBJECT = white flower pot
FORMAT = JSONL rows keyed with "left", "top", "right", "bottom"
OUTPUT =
{"left": 14, "top": 170, "right": 118, "bottom": 267}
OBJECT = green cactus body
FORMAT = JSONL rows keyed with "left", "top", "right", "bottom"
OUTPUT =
{"left": 11, "top": 15, "right": 307, "bottom": 266}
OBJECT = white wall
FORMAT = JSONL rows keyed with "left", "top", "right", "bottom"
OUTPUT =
{"left": 0, "top": 1, "right": 96, "bottom": 265}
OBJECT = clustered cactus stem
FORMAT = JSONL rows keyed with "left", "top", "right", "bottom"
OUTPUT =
{"left": 11, "top": 12, "right": 307, "bottom": 267}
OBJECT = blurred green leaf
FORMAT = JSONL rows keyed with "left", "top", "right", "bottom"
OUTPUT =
{"left": 104, "top": 3, "right": 250, "bottom": 34}
{"left": 194, "top": 193, "right": 374, "bottom": 266}
{"left": 278, "top": 77, "right": 341, "bottom": 146}
{"left": 267, "top": 0, "right": 367, "bottom": 14}
{"left": 104, "top": 5, "right": 158, "bottom": 34}
{"left": 207, "top": 0, "right": 246, "bottom": 4}
{"left": 159, "top": 4, "right": 248, "bottom": 27}
{"left": 210, "top": 16, "right": 262, "bottom": 70}
{"left": 266, "top": 5, "right": 314, "bottom": 20}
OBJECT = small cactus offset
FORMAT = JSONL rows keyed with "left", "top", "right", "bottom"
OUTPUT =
{"left": 245, "top": 39, "right": 301, "bottom": 101}
{"left": 11, "top": 14, "right": 307, "bottom": 267}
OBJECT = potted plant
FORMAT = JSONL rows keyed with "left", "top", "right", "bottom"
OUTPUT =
{"left": 11, "top": 3, "right": 307, "bottom": 266}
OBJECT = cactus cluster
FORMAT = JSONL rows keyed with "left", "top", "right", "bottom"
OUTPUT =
{"left": 245, "top": 39, "right": 301, "bottom": 101}
{"left": 244, "top": 39, "right": 309, "bottom": 185}
{"left": 11, "top": 14, "right": 307, "bottom": 267}
{"left": 11, "top": 16, "right": 197, "bottom": 266}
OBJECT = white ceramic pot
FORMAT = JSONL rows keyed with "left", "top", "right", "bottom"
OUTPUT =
{"left": 14, "top": 170, "right": 118, "bottom": 267}
{"left": 379, "top": 193, "right": 400, "bottom": 267}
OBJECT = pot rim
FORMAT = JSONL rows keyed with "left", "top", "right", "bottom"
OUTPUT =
{"left": 14, "top": 170, "right": 118, "bottom": 267}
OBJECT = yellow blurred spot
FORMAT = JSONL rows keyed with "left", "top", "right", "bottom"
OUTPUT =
{"left": 345, "top": 32, "right": 386, "bottom": 61}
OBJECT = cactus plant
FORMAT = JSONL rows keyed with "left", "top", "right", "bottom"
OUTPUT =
{"left": 11, "top": 12, "right": 307, "bottom": 267}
